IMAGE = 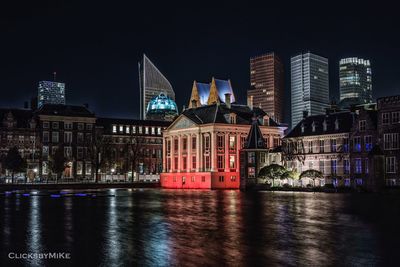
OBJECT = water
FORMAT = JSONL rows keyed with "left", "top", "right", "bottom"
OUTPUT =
{"left": 1, "top": 189, "right": 400, "bottom": 266}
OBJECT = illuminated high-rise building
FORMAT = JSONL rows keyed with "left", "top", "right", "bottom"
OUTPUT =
{"left": 247, "top": 53, "right": 284, "bottom": 123}
{"left": 339, "top": 57, "right": 372, "bottom": 107}
{"left": 38, "top": 81, "right": 66, "bottom": 108}
{"left": 291, "top": 52, "right": 329, "bottom": 128}
{"left": 138, "top": 54, "right": 175, "bottom": 120}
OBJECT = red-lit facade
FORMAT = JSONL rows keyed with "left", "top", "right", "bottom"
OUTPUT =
{"left": 160, "top": 103, "right": 285, "bottom": 189}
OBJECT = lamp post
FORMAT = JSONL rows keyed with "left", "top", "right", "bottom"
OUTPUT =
{"left": 111, "top": 168, "right": 115, "bottom": 183}
{"left": 33, "top": 168, "right": 38, "bottom": 183}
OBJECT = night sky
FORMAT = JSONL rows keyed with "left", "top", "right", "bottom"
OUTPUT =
{"left": 1, "top": 1, "right": 399, "bottom": 122}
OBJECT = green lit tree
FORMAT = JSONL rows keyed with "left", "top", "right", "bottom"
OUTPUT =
{"left": 300, "top": 169, "right": 323, "bottom": 187}
{"left": 258, "top": 164, "right": 286, "bottom": 187}
{"left": 281, "top": 170, "right": 300, "bottom": 186}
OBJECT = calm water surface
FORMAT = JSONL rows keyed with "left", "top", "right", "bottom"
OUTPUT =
{"left": 1, "top": 189, "right": 400, "bottom": 266}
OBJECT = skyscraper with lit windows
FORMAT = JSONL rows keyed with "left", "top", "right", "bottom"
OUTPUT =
{"left": 291, "top": 52, "right": 329, "bottom": 128}
{"left": 248, "top": 53, "right": 284, "bottom": 123}
{"left": 38, "top": 81, "right": 66, "bottom": 108}
{"left": 138, "top": 54, "right": 175, "bottom": 120}
{"left": 339, "top": 57, "right": 372, "bottom": 107}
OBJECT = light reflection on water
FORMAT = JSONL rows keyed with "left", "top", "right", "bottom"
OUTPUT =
{"left": 0, "top": 189, "right": 399, "bottom": 266}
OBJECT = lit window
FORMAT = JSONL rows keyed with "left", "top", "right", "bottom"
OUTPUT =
{"left": 248, "top": 167, "right": 255, "bottom": 178}
{"left": 359, "top": 120, "right": 366, "bottom": 132}
{"left": 151, "top": 127, "right": 155, "bottom": 135}
{"left": 112, "top": 125, "right": 117, "bottom": 133}
{"left": 157, "top": 127, "right": 161, "bottom": 135}
{"left": 145, "top": 127, "right": 149, "bottom": 134}
{"left": 355, "top": 159, "right": 362, "bottom": 174}
{"left": 126, "top": 126, "right": 130, "bottom": 134}
{"left": 229, "top": 155, "right": 235, "bottom": 169}
{"left": 119, "top": 125, "right": 123, "bottom": 132}
{"left": 382, "top": 113, "right": 390, "bottom": 124}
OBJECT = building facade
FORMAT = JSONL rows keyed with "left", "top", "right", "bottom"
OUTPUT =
{"left": 248, "top": 53, "right": 284, "bottom": 123}
{"left": 38, "top": 81, "right": 66, "bottom": 108}
{"left": 96, "top": 118, "right": 170, "bottom": 182}
{"left": 138, "top": 54, "right": 175, "bottom": 120}
{"left": 160, "top": 99, "right": 286, "bottom": 189}
{"left": 0, "top": 108, "right": 40, "bottom": 181}
{"left": 36, "top": 104, "right": 96, "bottom": 180}
{"left": 283, "top": 110, "right": 354, "bottom": 187}
{"left": 291, "top": 52, "right": 330, "bottom": 128}
{"left": 377, "top": 95, "right": 400, "bottom": 186}
{"left": 339, "top": 57, "right": 372, "bottom": 107}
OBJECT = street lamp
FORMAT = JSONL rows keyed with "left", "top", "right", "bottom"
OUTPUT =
{"left": 111, "top": 168, "right": 115, "bottom": 182}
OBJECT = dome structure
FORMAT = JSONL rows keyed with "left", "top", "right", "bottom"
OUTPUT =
{"left": 146, "top": 93, "right": 178, "bottom": 121}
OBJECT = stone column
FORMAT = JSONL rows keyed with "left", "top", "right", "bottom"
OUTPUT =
{"left": 162, "top": 136, "right": 166, "bottom": 172}
{"left": 210, "top": 131, "right": 215, "bottom": 171}
{"left": 177, "top": 135, "right": 182, "bottom": 172}
{"left": 225, "top": 132, "right": 230, "bottom": 172}
{"left": 197, "top": 133, "right": 201, "bottom": 172}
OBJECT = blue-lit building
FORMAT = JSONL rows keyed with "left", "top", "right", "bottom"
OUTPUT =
{"left": 38, "top": 81, "right": 66, "bottom": 108}
{"left": 188, "top": 77, "right": 236, "bottom": 107}
{"left": 146, "top": 93, "right": 178, "bottom": 121}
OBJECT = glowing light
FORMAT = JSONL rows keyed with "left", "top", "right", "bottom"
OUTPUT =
{"left": 50, "top": 194, "right": 61, "bottom": 198}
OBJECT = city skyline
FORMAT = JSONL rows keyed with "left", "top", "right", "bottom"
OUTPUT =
{"left": 1, "top": 2, "right": 399, "bottom": 122}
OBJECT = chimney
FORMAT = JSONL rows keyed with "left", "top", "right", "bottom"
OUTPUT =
{"left": 182, "top": 105, "right": 186, "bottom": 112}
{"left": 84, "top": 103, "right": 89, "bottom": 109}
{"left": 303, "top": 110, "right": 308, "bottom": 119}
{"left": 225, "top": 93, "right": 231, "bottom": 109}
{"left": 247, "top": 95, "right": 253, "bottom": 110}
{"left": 191, "top": 99, "right": 197, "bottom": 109}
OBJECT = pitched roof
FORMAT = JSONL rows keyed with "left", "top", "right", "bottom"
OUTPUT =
{"left": 0, "top": 108, "right": 34, "bottom": 128}
{"left": 191, "top": 78, "right": 236, "bottom": 106}
{"left": 182, "top": 103, "right": 280, "bottom": 126}
{"left": 284, "top": 111, "right": 354, "bottom": 138}
{"left": 244, "top": 119, "right": 266, "bottom": 149}
{"left": 36, "top": 104, "right": 95, "bottom": 117}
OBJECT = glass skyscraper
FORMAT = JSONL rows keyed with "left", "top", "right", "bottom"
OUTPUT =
{"left": 138, "top": 54, "right": 175, "bottom": 120}
{"left": 291, "top": 52, "right": 329, "bottom": 128}
{"left": 38, "top": 81, "right": 66, "bottom": 108}
{"left": 339, "top": 57, "right": 372, "bottom": 107}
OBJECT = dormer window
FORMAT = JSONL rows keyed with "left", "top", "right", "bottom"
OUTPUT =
{"left": 312, "top": 121, "right": 316, "bottom": 132}
{"left": 263, "top": 115, "right": 270, "bottom": 126}
{"left": 335, "top": 118, "right": 339, "bottom": 130}
{"left": 301, "top": 123, "right": 305, "bottom": 133}
{"left": 323, "top": 120, "right": 327, "bottom": 132}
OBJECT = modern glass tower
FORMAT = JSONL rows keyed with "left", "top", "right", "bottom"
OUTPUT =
{"left": 339, "top": 57, "right": 372, "bottom": 107}
{"left": 291, "top": 52, "right": 329, "bottom": 128}
{"left": 38, "top": 81, "right": 66, "bottom": 108}
{"left": 138, "top": 54, "right": 175, "bottom": 120}
{"left": 248, "top": 52, "right": 284, "bottom": 123}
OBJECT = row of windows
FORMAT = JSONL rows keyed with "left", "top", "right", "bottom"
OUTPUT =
{"left": 165, "top": 175, "right": 236, "bottom": 183}
{"left": 42, "top": 131, "right": 91, "bottom": 144}
{"left": 382, "top": 112, "right": 400, "bottom": 124}
{"left": 43, "top": 121, "right": 92, "bottom": 131}
{"left": 112, "top": 125, "right": 162, "bottom": 135}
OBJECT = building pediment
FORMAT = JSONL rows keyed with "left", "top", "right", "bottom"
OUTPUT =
{"left": 168, "top": 115, "right": 197, "bottom": 130}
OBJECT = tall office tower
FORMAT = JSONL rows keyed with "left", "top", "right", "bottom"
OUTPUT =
{"left": 339, "top": 57, "right": 372, "bottom": 107}
{"left": 38, "top": 81, "right": 66, "bottom": 108}
{"left": 291, "top": 52, "right": 329, "bottom": 128}
{"left": 247, "top": 52, "right": 284, "bottom": 123}
{"left": 138, "top": 54, "right": 175, "bottom": 120}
